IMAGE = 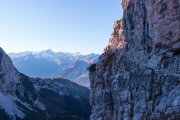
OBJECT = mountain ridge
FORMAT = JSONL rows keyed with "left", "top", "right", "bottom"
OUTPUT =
{"left": 0, "top": 47, "right": 91, "bottom": 120}
{"left": 8, "top": 49, "right": 99, "bottom": 87}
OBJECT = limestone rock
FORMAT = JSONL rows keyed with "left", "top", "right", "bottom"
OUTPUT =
{"left": 90, "top": 0, "right": 180, "bottom": 120}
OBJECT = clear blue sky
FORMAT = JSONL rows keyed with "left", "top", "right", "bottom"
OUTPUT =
{"left": 0, "top": 0, "right": 123, "bottom": 54}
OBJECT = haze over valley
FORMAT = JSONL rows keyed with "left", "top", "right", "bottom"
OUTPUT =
{"left": 9, "top": 50, "right": 99, "bottom": 87}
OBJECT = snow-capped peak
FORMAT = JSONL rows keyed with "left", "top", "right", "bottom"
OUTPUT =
{"left": 39, "top": 49, "right": 56, "bottom": 58}
{"left": 72, "top": 52, "right": 81, "bottom": 56}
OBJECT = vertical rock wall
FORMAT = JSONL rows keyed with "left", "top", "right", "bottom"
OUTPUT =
{"left": 90, "top": 0, "right": 180, "bottom": 120}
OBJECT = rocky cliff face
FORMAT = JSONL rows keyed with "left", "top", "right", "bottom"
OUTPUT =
{"left": 90, "top": 0, "right": 180, "bottom": 120}
{"left": 0, "top": 48, "right": 91, "bottom": 120}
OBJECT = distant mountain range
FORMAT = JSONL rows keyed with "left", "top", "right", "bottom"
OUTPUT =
{"left": 8, "top": 50, "right": 99, "bottom": 87}
{"left": 0, "top": 47, "right": 91, "bottom": 120}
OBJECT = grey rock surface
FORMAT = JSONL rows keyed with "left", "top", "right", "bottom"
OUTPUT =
{"left": 90, "top": 0, "right": 180, "bottom": 119}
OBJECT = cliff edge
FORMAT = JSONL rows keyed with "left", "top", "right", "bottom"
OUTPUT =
{"left": 90, "top": 0, "right": 180, "bottom": 119}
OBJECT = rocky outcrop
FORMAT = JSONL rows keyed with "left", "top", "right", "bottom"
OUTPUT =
{"left": 90, "top": 0, "right": 180, "bottom": 120}
{"left": 104, "top": 20, "right": 126, "bottom": 52}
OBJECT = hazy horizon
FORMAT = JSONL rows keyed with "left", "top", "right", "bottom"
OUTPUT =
{"left": 7, "top": 48, "right": 100, "bottom": 55}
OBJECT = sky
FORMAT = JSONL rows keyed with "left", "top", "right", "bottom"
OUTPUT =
{"left": 0, "top": 0, "right": 123, "bottom": 55}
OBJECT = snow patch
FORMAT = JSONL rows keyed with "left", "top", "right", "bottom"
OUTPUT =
{"left": 35, "top": 99, "right": 46, "bottom": 111}
{"left": 0, "top": 92, "right": 25, "bottom": 119}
